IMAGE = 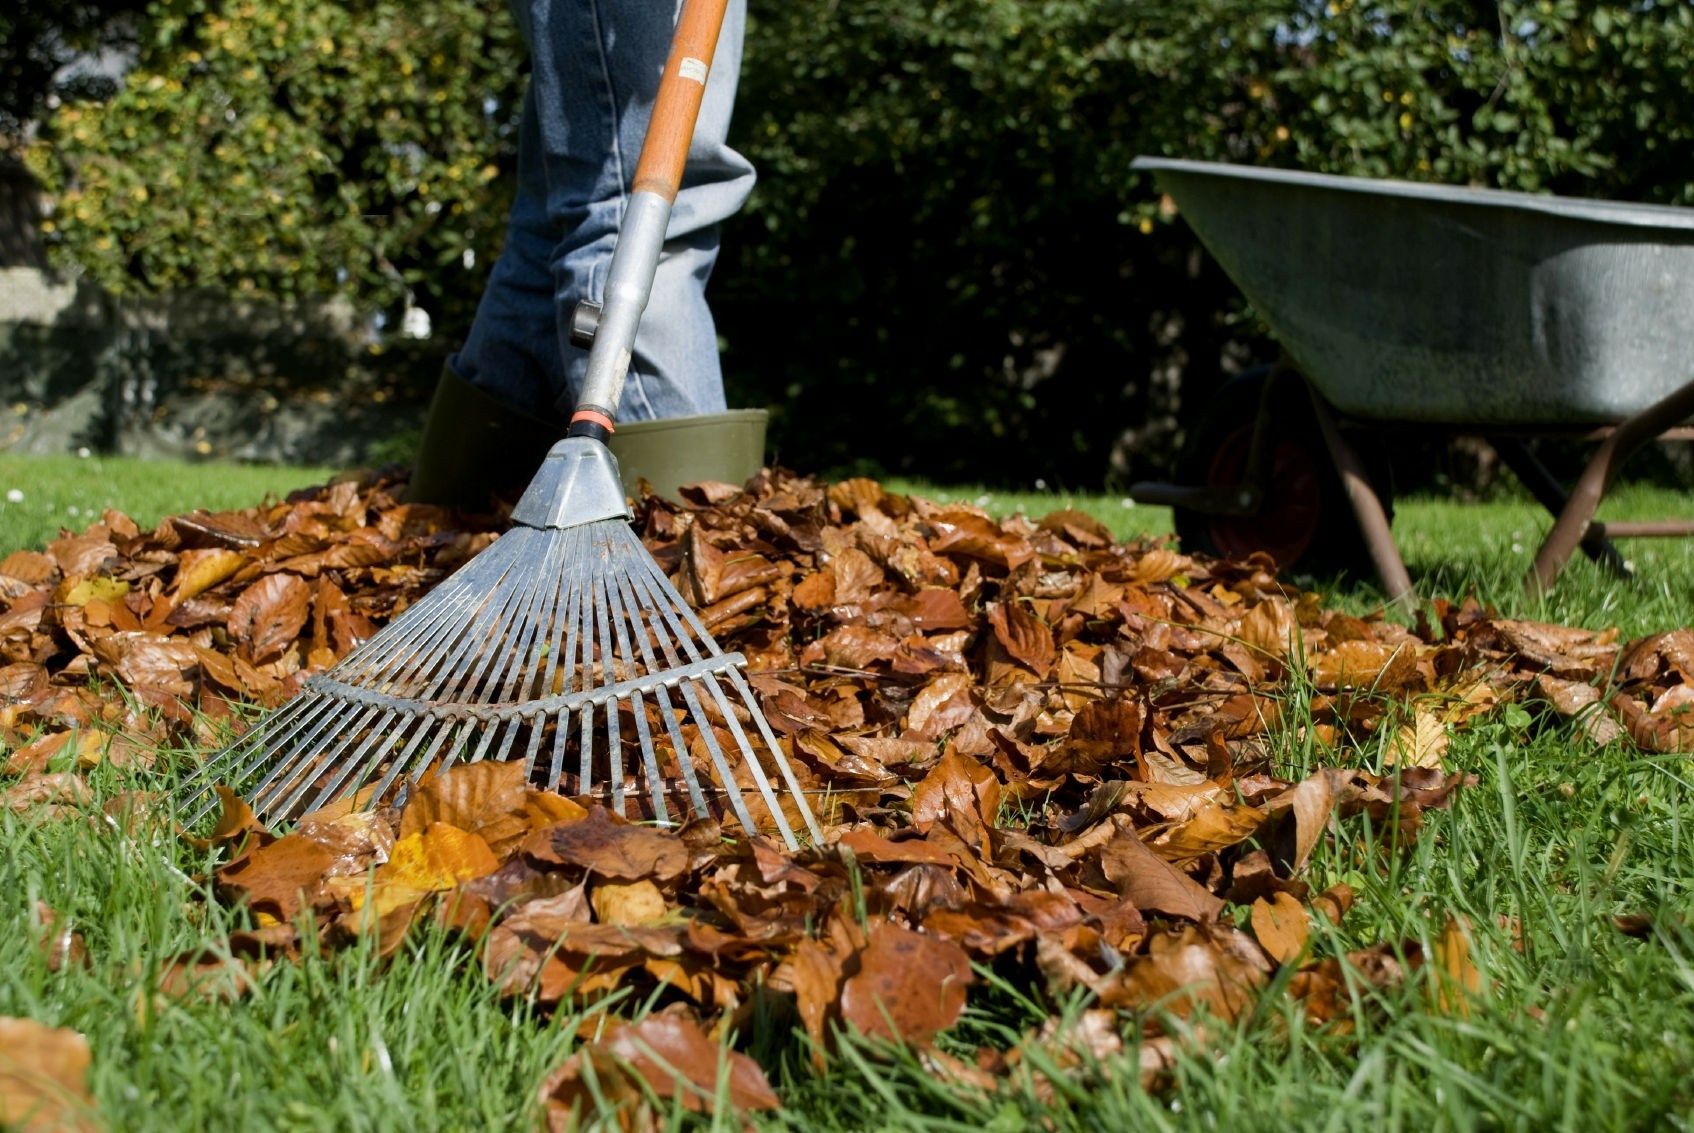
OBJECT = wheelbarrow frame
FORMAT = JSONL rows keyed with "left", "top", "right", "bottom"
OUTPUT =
{"left": 1136, "top": 359, "right": 1694, "bottom": 603}
{"left": 1128, "top": 158, "right": 1694, "bottom": 602}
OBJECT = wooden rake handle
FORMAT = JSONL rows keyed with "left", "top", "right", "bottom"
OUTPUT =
{"left": 631, "top": 0, "right": 731, "bottom": 203}
{"left": 567, "top": 0, "right": 731, "bottom": 432}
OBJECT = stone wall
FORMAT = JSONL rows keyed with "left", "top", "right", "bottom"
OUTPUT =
{"left": 0, "top": 265, "right": 434, "bottom": 467}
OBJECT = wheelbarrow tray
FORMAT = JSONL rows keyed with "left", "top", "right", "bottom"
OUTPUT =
{"left": 1133, "top": 158, "right": 1694, "bottom": 426}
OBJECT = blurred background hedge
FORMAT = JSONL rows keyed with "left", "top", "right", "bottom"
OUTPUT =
{"left": 13, "top": 0, "right": 1694, "bottom": 485}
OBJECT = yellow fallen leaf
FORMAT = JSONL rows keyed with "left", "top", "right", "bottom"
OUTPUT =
{"left": 1433, "top": 915, "right": 1483, "bottom": 1016}
{"left": 58, "top": 577, "right": 130, "bottom": 608}
{"left": 172, "top": 548, "right": 245, "bottom": 601}
{"left": 1310, "top": 639, "right": 1417, "bottom": 691}
{"left": 1387, "top": 708, "right": 1449, "bottom": 769}
{"left": 1150, "top": 800, "right": 1266, "bottom": 861}
{"left": 1239, "top": 599, "right": 1298, "bottom": 659}
{"left": 333, "top": 822, "right": 499, "bottom": 915}
{"left": 591, "top": 880, "right": 668, "bottom": 926}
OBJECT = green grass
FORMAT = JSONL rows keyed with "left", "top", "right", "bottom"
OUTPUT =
{"left": 3, "top": 454, "right": 1694, "bottom": 1130}
{"left": 0, "top": 453, "right": 336, "bottom": 552}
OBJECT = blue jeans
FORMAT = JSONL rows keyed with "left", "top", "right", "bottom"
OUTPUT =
{"left": 452, "top": 0, "right": 753, "bottom": 423}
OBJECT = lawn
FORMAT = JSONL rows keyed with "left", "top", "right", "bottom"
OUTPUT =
{"left": 3, "top": 453, "right": 1693, "bottom": 1130}
{"left": 0, "top": 453, "right": 337, "bottom": 554}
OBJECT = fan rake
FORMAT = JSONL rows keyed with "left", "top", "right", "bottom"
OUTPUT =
{"left": 181, "top": 0, "right": 822, "bottom": 845}
{"left": 182, "top": 440, "right": 821, "bottom": 846}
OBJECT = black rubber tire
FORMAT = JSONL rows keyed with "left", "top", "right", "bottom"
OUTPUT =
{"left": 1172, "top": 368, "right": 1393, "bottom": 579}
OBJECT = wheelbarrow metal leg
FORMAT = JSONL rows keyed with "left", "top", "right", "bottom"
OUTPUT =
{"left": 1306, "top": 385, "right": 1415, "bottom": 610}
{"left": 1527, "top": 375, "right": 1694, "bottom": 596}
{"left": 1486, "top": 436, "right": 1631, "bottom": 577}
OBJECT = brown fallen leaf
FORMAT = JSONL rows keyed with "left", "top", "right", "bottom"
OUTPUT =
{"left": 525, "top": 806, "right": 689, "bottom": 883}
{"left": 909, "top": 749, "right": 1001, "bottom": 858}
{"left": 1250, "top": 892, "right": 1310, "bottom": 964}
{"left": 216, "top": 834, "right": 337, "bottom": 921}
{"left": 399, "top": 759, "right": 587, "bottom": 856}
{"left": 1310, "top": 639, "right": 1418, "bottom": 692}
{"left": 34, "top": 903, "right": 88, "bottom": 974}
{"left": 3, "top": 772, "right": 91, "bottom": 813}
{"left": 1312, "top": 883, "right": 1355, "bottom": 925}
{"left": 1104, "top": 924, "right": 1269, "bottom": 1019}
{"left": 989, "top": 601, "right": 1056, "bottom": 676}
{"left": 839, "top": 922, "right": 971, "bottom": 1045}
{"left": 1096, "top": 818, "right": 1222, "bottom": 922}
{"left": 182, "top": 785, "right": 267, "bottom": 850}
{"left": 1264, "top": 771, "right": 1338, "bottom": 877}
{"left": 540, "top": 1014, "right": 779, "bottom": 1126}
{"left": 227, "top": 573, "right": 311, "bottom": 663}
{"left": 0, "top": 1017, "right": 95, "bottom": 1132}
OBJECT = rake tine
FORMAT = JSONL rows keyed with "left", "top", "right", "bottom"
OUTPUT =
{"left": 362, "top": 709, "right": 459, "bottom": 813}
{"left": 602, "top": 556, "right": 667, "bottom": 824}
{"left": 610, "top": 568, "right": 701, "bottom": 819}
{"left": 524, "top": 527, "right": 586, "bottom": 779}
{"left": 698, "top": 669, "right": 798, "bottom": 847}
{"left": 620, "top": 530, "right": 815, "bottom": 845}
{"left": 500, "top": 528, "right": 568, "bottom": 701}
{"left": 533, "top": 525, "right": 587, "bottom": 716}
{"left": 486, "top": 527, "right": 569, "bottom": 771}
{"left": 316, "top": 552, "right": 506, "bottom": 695}
{"left": 352, "top": 550, "right": 502, "bottom": 694}
{"left": 635, "top": 547, "right": 721, "bottom": 659}
{"left": 256, "top": 701, "right": 389, "bottom": 818}
{"left": 546, "top": 707, "right": 572, "bottom": 792}
{"left": 180, "top": 697, "right": 313, "bottom": 822}
{"left": 545, "top": 529, "right": 592, "bottom": 787}
{"left": 577, "top": 701, "right": 596, "bottom": 800}
{"left": 576, "top": 530, "right": 604, "bottom": 797}
{"left": 294, "top": 706, "right": 405, "bottom": 818}
{"left": 678, "top": 677, "right": 760, "bottom": 838}
{"left": 618, "top": 560, "right": 712, "bottom": 818}
{"left": 727, "top": 668, "right": 823, "bottom": 842}
{"left": 237, "top": 696, "right": 365, "bottom": 815}
{"left": 589, "top": 558, "right": 626, "bottom": 815}
{"left": 430, "top": 718, "right": 480, "bottom": 780}
{"left": 437, "top": 536, "right": 541, "bottom": 707}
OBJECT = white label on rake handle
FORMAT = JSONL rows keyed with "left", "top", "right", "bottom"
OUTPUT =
{"left": 678, "top": 57, "right": 709, "bottom": 84}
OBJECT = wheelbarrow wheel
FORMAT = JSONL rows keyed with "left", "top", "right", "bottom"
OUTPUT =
{"left": 1173, "top": 369, "right": 1391, "bottom": 578}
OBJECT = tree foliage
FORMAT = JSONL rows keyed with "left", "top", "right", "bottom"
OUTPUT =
{"left": 26, "top": 0, "right": 525, "bottom": 333}
{"left": 0, "top": 0, "right": 150, "bottom": 144}
{"left": 24, "top": 0, "right": 1694, "bottom": 483}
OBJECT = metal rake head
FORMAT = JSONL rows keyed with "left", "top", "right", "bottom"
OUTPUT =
{"left": 180, "top": 440, "right": 822, "bottom": 848}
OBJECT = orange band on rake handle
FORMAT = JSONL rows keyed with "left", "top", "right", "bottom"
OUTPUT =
{"left": 630, "top": 0, "right": 730, "bottom": 202}
{"left": 570, "top": 409, "right": 616, "bottom": 435}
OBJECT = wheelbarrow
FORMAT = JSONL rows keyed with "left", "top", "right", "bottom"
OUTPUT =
{"left": 1128, "top": 157, "right": 1694, "bottom": 602}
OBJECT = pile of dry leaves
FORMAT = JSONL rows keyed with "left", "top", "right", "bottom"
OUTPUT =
{"left": 3, "top": 467, "right": 1691, "bottom": 1124}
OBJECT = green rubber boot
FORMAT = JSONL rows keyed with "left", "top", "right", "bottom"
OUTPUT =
{"left": 606, "top": 408, "right": 768, "bottom": 500}
{"left": 405, "top": 364, "right": 563, "bottom": 510}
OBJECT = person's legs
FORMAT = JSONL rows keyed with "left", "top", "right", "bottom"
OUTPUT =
{"left": 525, "top": 0, "right": 754, "bottom": 421}
{"left": 453, "top": 0, "right": 752, "bottom": 422}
